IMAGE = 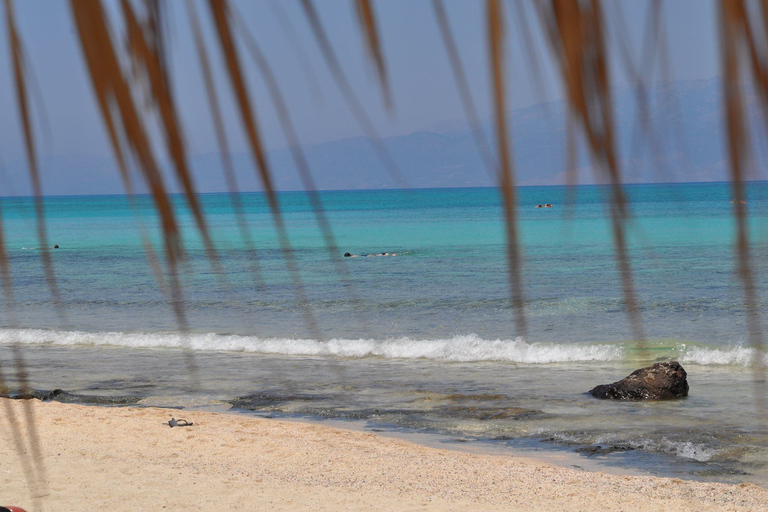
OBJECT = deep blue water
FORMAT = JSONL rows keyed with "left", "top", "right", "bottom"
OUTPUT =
{"left": 3, "top": 183, "right": 768, "bottom": 342}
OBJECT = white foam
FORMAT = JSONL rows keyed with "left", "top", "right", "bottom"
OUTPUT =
{"left": 664, "top": 440, "right": 720, "bottom": 462}
{"left": 0, "top": 329, "right": 621, "bottom": 364}
{"left": 560, "top": 432, "right": 722, "bottom": 462}
{"left": 678, "top": 345, "right": 768, "bottom": 366}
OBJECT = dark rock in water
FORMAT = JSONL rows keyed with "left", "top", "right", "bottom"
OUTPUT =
{"left": 589, "top": 361, "right": 689, "bottom": 400}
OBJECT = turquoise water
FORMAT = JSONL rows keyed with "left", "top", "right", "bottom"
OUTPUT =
{"left": 2, "top": 183, "right": 768, "bottom": 483}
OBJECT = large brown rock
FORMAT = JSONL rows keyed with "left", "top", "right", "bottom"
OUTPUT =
{"left": 589, "top": 361, "right": 689, "bottom": 400}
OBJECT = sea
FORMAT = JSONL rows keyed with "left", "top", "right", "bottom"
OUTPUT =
{"left": 1, "top": 183, "right": 768, "bottom": 484}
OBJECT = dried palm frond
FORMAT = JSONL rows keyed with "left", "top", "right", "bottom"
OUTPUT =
{"left": 207, "top": 0, "right": 320, "bottom": 337}
{"left": 539, "top": 0, "right": 646, "bottom": 350}
{"left": 3, "top": 6, "right": 768, "bottom": 506}
{"left": 3, "top": 1, "right": 51, "bottom": 503}
{"left": 266, "top": 0, "right": 324, "bottom": 104}
{"left": 353, "top": 0, "right": 392, "bottom": 111}
{"left": 433, "top": 0, "right": 496, "bottom": 177}
{"left": 720, "top": 0, "right": 766, "bottom": 413}
{"left": 5, "top": 0, "right": 61, "bottom": 317}
{"left": 487, "top": 0, "right": 527, "bottom": 337}
{"left": 187, "top": 0, "right": 263, "bottom": 287}
{"left": 507, "top": 0, "right": 551, "bottom": 109}
{"left": 232, "top": 9, "right": 368, "bottom": 320}
{"left": 69, "top": 0, "right": 194, "bottom": 382}
{"left": 609, "top": 1, "right": 668, "bottom": 182}
{"left": 121, "top": 0, "right": 224, "bottom": 281}
{"left": 300, "top": 0, "right": 406, "bottom": 187}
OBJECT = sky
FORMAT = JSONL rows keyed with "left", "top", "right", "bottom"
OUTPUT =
{"left": 0, "top": 0, "right": 720, "bottom": 194}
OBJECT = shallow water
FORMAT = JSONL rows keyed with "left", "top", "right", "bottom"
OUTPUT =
{"left": 1, "top": 184, "right": 768, "bottom": 483}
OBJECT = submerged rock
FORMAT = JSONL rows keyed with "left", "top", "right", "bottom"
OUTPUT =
{"left": 440, "top": 405, "right": 542, "bottom": 421}
{"left": 1, "top": 388, "right": 142, "bottom": 405}
{"left": 1, "top": 389, "right": 67, "bottom": 401}
{"left": 589, "top": 361, "right": 689, "bottom": 400}
{"left": 229, "top": 392, "right": 325, "bottom": 411}
{"left": 575, "top": 444, "right": 635, "bottom": 456}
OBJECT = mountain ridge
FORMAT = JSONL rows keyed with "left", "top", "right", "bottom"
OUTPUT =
{"left": 4, "top": 77, "right": 763, "bottom": 196}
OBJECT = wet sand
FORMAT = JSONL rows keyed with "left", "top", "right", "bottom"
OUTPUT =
{"left": 1, "top": 398, "right": 766, "bottom": 511}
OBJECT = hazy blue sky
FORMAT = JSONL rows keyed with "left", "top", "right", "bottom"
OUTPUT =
{"left": 0, "top": 0, "right": 719, "bottom": 192}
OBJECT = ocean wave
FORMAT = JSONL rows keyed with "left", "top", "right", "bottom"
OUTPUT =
{"left": 3, "top": 328, "right": 765, "bottom": 366}
{"left": 603, "top": 434, "right": 721, "bottom": 462}
{"left": 551, "top": 431, "right": 722, "bottom": 462}
{"left": 0, "top": 329, "right": 621, "bottom": 363}
{"left": 660, "top": 439, "right": 721, "bottom": 462}
{"left": 677, "top": 345, "right": 768, "bottom": 366}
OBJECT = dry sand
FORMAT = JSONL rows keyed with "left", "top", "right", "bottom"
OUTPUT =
{"left": 1, "top": 398, "right": 767, "bottom": 511}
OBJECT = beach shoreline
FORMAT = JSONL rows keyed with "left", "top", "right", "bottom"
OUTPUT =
{"left": 2, "top": 398, "right": 766, "bottom": 511}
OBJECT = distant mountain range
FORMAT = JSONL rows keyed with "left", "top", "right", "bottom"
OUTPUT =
{"left": 5, "top": 77, "right": 765, "bottom": 196}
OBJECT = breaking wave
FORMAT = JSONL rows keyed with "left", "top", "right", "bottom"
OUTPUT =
{"left": 2, "top": 329, "right": 766, "bottom": 366}
{"left": 677, "top": 345, "right": 766, "bottom": 366}
{"left": 0, "top": 329, "right": 620, "bottom": 364}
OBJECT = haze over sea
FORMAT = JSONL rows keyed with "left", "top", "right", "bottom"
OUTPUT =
{"left": 2, "top": 183, "right": 768, "bottom": 483}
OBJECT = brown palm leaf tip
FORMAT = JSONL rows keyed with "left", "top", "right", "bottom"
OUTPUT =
{"left": 232, "top": 12, "right": 366, "bottom": 318}
{"left": 207, "top": 0, "right": 320, "bottom": 338}
{"left": 68, "top": 0, "right": 191, "bottom": 343}
{"left": 267, "top": 0, "right": 324, "bottom": 103}
{"left": 69, "top": 0, "right": 182, "bottom": 267}
{"left": 5, "top": 0, "right": 62, "bottom": 318}
{"left": 433, "top": 0, "right": 496, "bottom": 177}
{"left": 0, "top": 0, "right": 766, "bottom": 466}
{"left": 300, "top": 0, "right": 407, "bottom": 188}
{"left": 4, "top": 1, "right": 51, "bottom": 502}
{"left": 354, "top": 0, "right": 392, "bottom": 111}
{"left": 487, "top": 0, "right": 527, "bottom": 337}
{"left": 720, "top": 0, "right": 766, "bottom": 412}
{"left": 0, "top": 199, "right": 13, "bottom": 306}
{"left": 610, "top": 2, "right": 666, "bottom": 179}
{"left": 507, "top": 0, "right": 550, "bottom": 108}
{"left": 542, "top": 0, "right": 646, "bottom": 346}
{"left": 207, "top": 0, "right": 275, "bottom": 206}
{"left": 121, "top": 0, "right": 223, "bottom": 279}
{"left": 187, "top": 1, "right": 263, "bottom": 286}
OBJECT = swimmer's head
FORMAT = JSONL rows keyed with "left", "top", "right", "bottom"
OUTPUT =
{"left": 344, "top": 252, "right": 351, "bottom": 257}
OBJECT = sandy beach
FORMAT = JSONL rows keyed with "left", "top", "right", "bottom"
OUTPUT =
{"left": 0, "top": 398, "right": 766, "bottom": 511}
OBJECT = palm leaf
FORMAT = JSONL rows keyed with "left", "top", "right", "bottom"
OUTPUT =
{"left": 300, "top": 0, "right": 406, "bottom": 187}
{"left": 720, "top": 0, "right": 766, "bottom": 412}
{"left": 353, "top": 0, "right": 393, "bottom": 110}
{"left": 207, "top": 0, "right": 320, "bottom": 337}
{"left": 487, "top": 0, "right": 527, "bottom": 336}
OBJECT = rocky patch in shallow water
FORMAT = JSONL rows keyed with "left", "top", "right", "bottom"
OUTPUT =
{"left": 2, "top": 388, "right": 142, "bottom": 405}
{"left": 439, "top": 405, "right": 542, "bottom": 421}
{"left": 228, "top": 392, "right": 328, "bottom": 411}
{"left": 575, "top": 444, "right": 636, "bottom": 456}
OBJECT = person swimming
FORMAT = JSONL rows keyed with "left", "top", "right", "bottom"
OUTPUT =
{"left": 344, "top": 251, "right": 398, "bottom": 257}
